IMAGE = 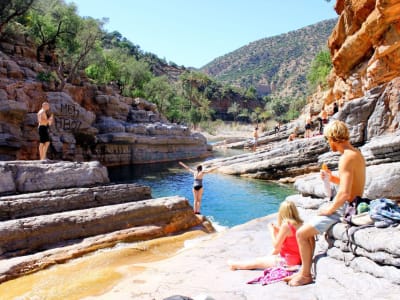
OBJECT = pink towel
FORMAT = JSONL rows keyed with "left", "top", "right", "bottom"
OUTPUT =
{"left": 247, "top": 266, "right": 295, "bottom": 285}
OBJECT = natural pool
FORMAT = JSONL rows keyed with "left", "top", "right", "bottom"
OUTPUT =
{"left": 108, "top": 151, "right": 296, "bottom": 228}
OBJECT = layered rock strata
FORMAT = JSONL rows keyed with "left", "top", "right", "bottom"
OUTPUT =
{"left": 0, "top": 196, "right": 201, "bottom": 258}
{"left": 207, "top": 129, "right": 400, "bottom": 181}
{"left": 0, "top": 160, "right": 213, "bottom": 283}
{"left": 0, "top": 33, "right": 209, "bottom": 165}
{"left": 0, "top": 183, "right": 151, "bottom": 221}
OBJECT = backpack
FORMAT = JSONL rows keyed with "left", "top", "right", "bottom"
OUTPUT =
{"left": 342, "top": 196, "right": 372, "bottom": 226}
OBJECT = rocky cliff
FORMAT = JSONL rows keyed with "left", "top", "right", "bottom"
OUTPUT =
{"left": 313, "top": 0, "right": 400, "bottom": 126}
{"left": 0, "top": 33, "right": 209, "bottom": 166}
{"left": 210, "top": 0, "right": 400, "bottom": 179}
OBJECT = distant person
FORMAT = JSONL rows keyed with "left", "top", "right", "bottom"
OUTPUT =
{"left": 252, "top": 126, "right": 259, "bottom": 151}
{"left": 304, "top": 116, "right": 312, "bottom": 138}
{"left": 179, "top": 161, "right": 217, "bottom": 214}
{"left": 320, "top": 108, "right": 328, "bottom": 125}
{"left": 228, "top": 200, "right": 303, "bottom": 270}
{"left": 274, "top": 122, "right": 281, "bottom": 135}
{"left": 333, "top": 102, "right": 339, "bottom": 114}
{"left": 339, "top": 97, "right": 345, "bottom": 109}
{"left": 287, "top": 126, "right": 299, "bottom": 142}
{"left": 316, "top": 117, "right": 323, "bottom": 135}
{"left": 37, "top": 102, "right": 54, "bottom": 160}
{"left": 285, "top": 120, "right": 366, "bottom": 286}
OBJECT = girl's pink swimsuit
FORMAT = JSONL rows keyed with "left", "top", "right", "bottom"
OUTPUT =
{"left": 280, "top": 223, "right": 301, "bottom": 266}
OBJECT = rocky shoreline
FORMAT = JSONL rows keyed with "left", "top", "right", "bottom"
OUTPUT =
{"left": 0, "top": 160, "right": 214, "bottom": 284}
{"left": 81, "top": 208, "right": 400, "bottom": 300}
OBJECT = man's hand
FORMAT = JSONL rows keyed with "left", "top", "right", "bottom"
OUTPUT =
{"left": 320, "top": 169, "right": 332, "bottom": 181}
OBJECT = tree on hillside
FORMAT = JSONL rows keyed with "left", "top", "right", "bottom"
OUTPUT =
{"left": 307, "top": 50, "right": 332, "bottom": 91}
{"left": 227, "top": 102, "right": 240, "bottom": 123}
{"left": 85, "top": 46, "right": 152, "bottom": 97}
{"left": 0, "top": 0, "right": 35, "bottom": 34}
{"left": 29, "top": 0, "right": 80, "bottom": 63}
{"left": 244, "top": 85, "right": 257, "bottom": 100}
{"left": 28, "top": 0, "right": 104, "bottom": 91}
{"left": 143, "top": 75, "right": 174, "bottom": 116}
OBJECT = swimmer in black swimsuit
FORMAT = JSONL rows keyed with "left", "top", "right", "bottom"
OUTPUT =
{"left": 179, "top": 161, "right": 217, "bottom": 214}
{"left": 193, "top": 178, "right": 203, "bottom": 191}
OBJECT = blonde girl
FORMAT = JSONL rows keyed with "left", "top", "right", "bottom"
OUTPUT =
{"left": 229, "top": 200, "right": 303, "bottom": 270}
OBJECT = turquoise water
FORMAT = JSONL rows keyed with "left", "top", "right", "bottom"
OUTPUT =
{"left": 108, "top": 151, "right": 296, "bottom": 228}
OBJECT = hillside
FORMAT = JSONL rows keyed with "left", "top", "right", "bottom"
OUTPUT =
{"left": 201, "top": 19, "right": 337, "bottom": 99}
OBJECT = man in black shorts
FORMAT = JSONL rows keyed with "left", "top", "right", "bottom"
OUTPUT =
{"left": 37, "top": 102, "right": 54, "bottom": 160}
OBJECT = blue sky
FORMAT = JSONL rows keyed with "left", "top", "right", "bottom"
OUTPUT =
{"left": 67, "top": 0, "right": 337, "bottom": 68}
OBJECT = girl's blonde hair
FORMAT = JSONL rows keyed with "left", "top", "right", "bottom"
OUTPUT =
{"left": 277, "top": 200, "right": 303, "bottom": 226}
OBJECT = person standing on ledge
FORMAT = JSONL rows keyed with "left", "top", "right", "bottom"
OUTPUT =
{"left": 179, "top": 161, "right": 216, "bottom": 214}
{"left": 252, "top": 126, "right": 259, "bottom": 151}
{"left": 286, "top": 120, "right": 366, "bottom": 286}
{"left": 37, "top": 101, "right": 54, "bottom": 160}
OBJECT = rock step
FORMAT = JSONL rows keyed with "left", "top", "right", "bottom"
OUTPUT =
{"left": 0, "top": 221, "right": 213, "bottom": 284}
{"left": 0, "top": 160, "right": 109, "bottom": 195}
{"left": 0, "top": 196, "right": 200, "bottom": 258}
{"left": 0, "top": 183, "right": 151, "bottom": 221}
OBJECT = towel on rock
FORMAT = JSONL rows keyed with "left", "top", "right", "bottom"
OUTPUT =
{"left": 247, "top": 266, "right": 296, "bottom": 285}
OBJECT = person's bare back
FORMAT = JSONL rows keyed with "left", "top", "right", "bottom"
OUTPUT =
{"left": 339, "top": 147, "right": 366, "bottom": 202}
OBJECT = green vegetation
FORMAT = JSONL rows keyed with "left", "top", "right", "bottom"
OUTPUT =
{"left": 1, "top": 0, "right": 335, "bottom": 127}
{"left": 0, "top": 0, "right": 34, "bottom": 33}
{"left": 201, "top": 19, "right": 336, "bottom": 100}
{"left": 307, "top": 50, "right": 332, "bottom": 91}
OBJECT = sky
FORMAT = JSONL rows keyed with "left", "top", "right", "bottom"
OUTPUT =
{"left": 67, "top": 0, "right": 338, "bottom": 68}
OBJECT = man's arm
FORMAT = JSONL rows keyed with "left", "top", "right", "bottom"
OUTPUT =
{"left": 320, "top": 155, "right": 353, "bottom": 216}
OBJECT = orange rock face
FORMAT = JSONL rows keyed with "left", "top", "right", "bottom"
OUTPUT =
{"left": 327, "top": 0, "right": 400, "bottom": 101}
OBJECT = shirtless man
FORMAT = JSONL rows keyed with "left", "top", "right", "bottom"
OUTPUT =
{"left": 37, "top": 102, "right": 54, "bottom": 160}
{"left": 287, "top": 120, "right": 366, "bottom": 286}
{"left": 320, "top": 108, "right": 328, "bottom": 124}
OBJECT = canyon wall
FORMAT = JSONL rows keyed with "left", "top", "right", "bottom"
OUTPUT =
{"left": 315, "top": 0, "right": 400, "bottom": 134}
{"left": 0, "top": 34, "right": 209, "bottom": 166}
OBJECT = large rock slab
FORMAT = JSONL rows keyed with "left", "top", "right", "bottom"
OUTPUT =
{"left": 86, "top": 213, "right": 400, "bottom": 300}
{"left": 0, "top": 160, "right": 109, "bottom": 194}
{"left": 0, "top": 183, "right": 151, "bottom": 221}
{"left": 211, "top": 137, "right": 328, "bottom": 179}
{"left": 0, "top": 220, "right": 214, "bottom": 284}
{"left": 0, "top": 196, "right": 200, "bottom": 258}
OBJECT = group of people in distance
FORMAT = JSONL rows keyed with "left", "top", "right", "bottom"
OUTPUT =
{"left": 290, "top": 102, "right": 340, "bottom": 142}
{"left": 180, "top": 120, "right": 366, "bottom": 287}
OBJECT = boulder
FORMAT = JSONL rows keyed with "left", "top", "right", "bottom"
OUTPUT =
{"left": 294, "top": 162, "right": 400, "bottom": 200}
{"left": 0, "top": 160, "right": 109, "bottom": 194}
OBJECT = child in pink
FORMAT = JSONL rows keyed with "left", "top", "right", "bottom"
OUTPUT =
{"left": 228, "top": 200, "right": 303, "bottom": 270}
